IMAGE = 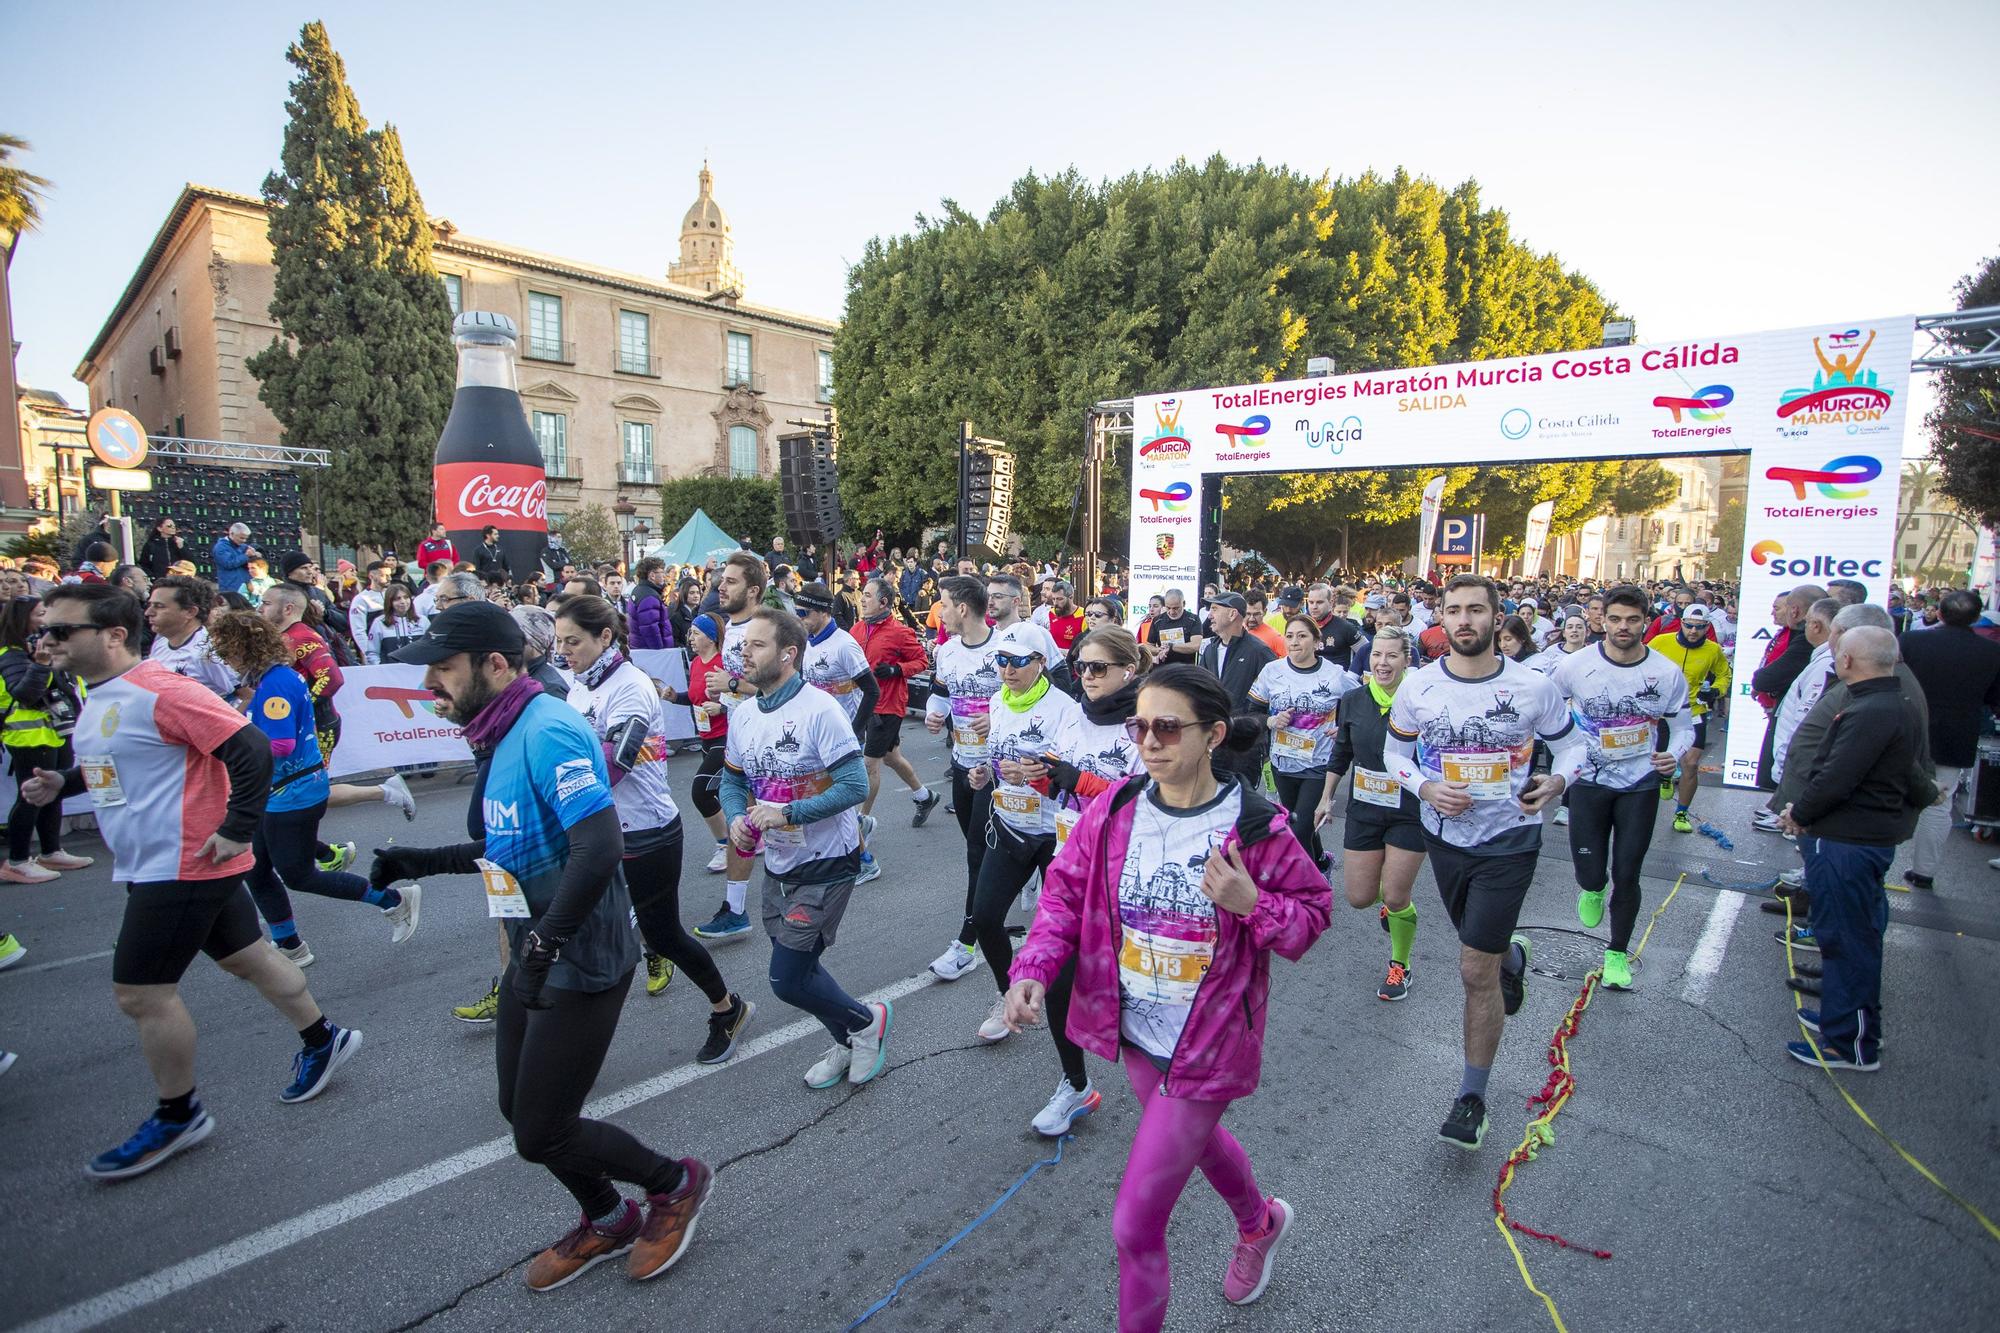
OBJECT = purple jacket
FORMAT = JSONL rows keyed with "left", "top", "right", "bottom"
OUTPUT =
{"left": 629, "top": 582, "right": 673, "bottom": 650}
{"left": 1009, "top": 775, "right": 1331, "bottom": 1101}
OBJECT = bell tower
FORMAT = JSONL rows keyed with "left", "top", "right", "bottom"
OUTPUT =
{"left": 667, "top": 161, "right": 745, "bottom": 298}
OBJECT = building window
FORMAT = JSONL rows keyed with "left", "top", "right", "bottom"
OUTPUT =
{"left": 532, "top": 411, "right": 568, "bottom": 476}
{"left": 817, "top": 350, "right": 834, "bottom": 403}
{"left": 1669, "top": 522, "right": 1682, "bottom": 546}
{"left": 729, "top": 425, "right": 760, "bottom": 478}
{"left": 618, "top": 310, "right": 651, "bottom": 375}
{"left": 726, "top": 331, "right": 752, "bottom": 387}
{"left": 527, "top": 292, "right": 564, "bottom": 360}
{"left": 622, "top": 421, "right": 655, "bottom": 484}
{"left": 442, "top": 274, "right": 462, "bottom": 317}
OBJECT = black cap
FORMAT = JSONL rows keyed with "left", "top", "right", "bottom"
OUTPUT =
{"left": 391, "top": 601, "right": 524, "bottom": 665}
{"left": 1208, "top": 592, "right": 1248, "bottom": 613}
{"left": 1278, "top": 585, "right": 1306, "bottom": 605}
{"left": 280, "top": 550, "right": 314, "bottom": 578}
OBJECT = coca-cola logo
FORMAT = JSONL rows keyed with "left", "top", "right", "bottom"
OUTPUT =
{"left": 458, "top": 474, "right": 547, "bottom": 521}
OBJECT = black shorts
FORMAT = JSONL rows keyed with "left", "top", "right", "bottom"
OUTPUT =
{"left": 864, "top": 712, "right": 904, "bottom": 759}
{"left": 1343, "top": 807, "right": 1426, "bottom": 854}
{"left": 112, "top": 877, "right": 265, "bottom": 986}
{"left": 1689, "top": 717, "right": 1708, "bottom": 750}
{"left": 1423, "top": 838, "right": 1537, "bottom": 954}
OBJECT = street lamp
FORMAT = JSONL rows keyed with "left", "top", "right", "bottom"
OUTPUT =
{"left": 632, "top": 519, "right": 651, "bottom": 567}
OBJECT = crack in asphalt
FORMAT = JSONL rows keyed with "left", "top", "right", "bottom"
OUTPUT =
{"left": 387, "top": 1259, "right": 530, "bottom": 1332}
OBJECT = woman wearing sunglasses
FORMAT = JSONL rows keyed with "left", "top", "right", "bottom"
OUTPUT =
{"left": 1322, "top": 624, "right": 1427, "bottom": 1001}
{"left": 965, "top": 622, "right": 1081, "bottom": 1044}
{"left": 1004, "top": 665, "right": 1330, "bottom": 1329}
{"left": 1247, "top": 614, "right": 1357, "bottom": 872}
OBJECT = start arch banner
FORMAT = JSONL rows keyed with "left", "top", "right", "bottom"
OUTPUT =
{"left": 1127, "top": 315, "right": 1915, "bottom": 787}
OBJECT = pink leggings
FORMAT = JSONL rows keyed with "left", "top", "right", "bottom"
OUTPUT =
{"left": 1113, "top": 1055, "right": 1268, "bottom": 1333}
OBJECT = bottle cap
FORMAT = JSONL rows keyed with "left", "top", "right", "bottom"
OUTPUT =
{"left": 452, "top": 310, "right": 519, "bottom": 345}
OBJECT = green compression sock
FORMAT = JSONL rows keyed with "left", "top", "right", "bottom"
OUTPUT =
{"left": 1386, "top": 904, "right": 1418, "bottom": 967}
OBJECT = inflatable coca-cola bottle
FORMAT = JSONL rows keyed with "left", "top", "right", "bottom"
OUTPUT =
{"left": 433, "top": 311, "right": 548, "bottom": 582}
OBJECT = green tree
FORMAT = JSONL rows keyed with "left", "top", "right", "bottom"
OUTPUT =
{"left": 0, "top": 134, "right": 51, "bottom": 235}
{"left": 656, "top": 476, "right": 783, "bottom": 550}
{"left": 1711, "top": 495, "right": 1746, "bottom": 573}
{"left": 1927, "top": 254, "right": 2000, "bottom": 526}
{"left": 556, "top": 503, "right": 622, "bottom": 567}
{"left": 247, "top": 22, "right": 455, "bottom": 555}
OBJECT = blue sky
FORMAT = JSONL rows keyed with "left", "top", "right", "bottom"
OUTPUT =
{"left": 4, "top": 0, "right": 1995, "bottom": 427}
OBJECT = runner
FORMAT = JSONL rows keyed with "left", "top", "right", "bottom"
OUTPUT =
{"left": 692, "top": 552, "right": 767, "bottom": 942}
{"left": 552, "top": 595, "right": 754, "bottom": 1062}
{"left": 1383, "top": 574, "right": 1584, "bottom": 1150}
{"left": 964, "top": 622, "right": 1081, "bottom": 1044}
{"left": 22, "top": 584, "right": 362, "bottom": 1180}
{"left": 370, "top": 601, "right": 711, "bottom": 1290}
{"left": 923, "top": 575, "right": 1003, "bottom": 982}
{"left": 1323, "top": 624, "right": 1427, "bottom": 1002}
{"left": 852, "top": 576, "right": 940, "bottom": 830}
{"left": 144, "top": 575, "right": 238, "bottom": 698}
{"left": 1003, "top": 665, "right": 1331, "bottom": 1329}
{"left": 208, "top": 610, "right": 421, "bottom": 965}
{"left": 717, "top": 608, "right": 892, "bottom": 1089}
{"left": 1247, "top": 614, "right": 1356, "bottom": 871}
{"left": 1552, "top": 586, "right": 1693, "bottom": 991}
{"left": 655, "top": 613, "right": 732, "bottom": 874}
{"left": 1648, "top": 604, "right": 1730, "bottom": 833}
{"left": 794, "top": 582, "right": 882, "bottom": 883}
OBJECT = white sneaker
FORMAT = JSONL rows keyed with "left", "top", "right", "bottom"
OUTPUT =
{"left": 929, "top": 941, "right": 979, "bottom": 981}
{"left": 383, "top": 882, "right": 422, "bottom": 944}
{"left": 278, "top": 939, "right": 315, "bottom": 968}
{"left": 705, "top": 842, "right": 729, "bottom": 873}
{"left": 0, "top": 860, "right": 59, "bottom": 883}
{"left": 381, "top": 774, "right": 417, "bottom": 821}
{"left": 804, "top": 1044, "right": 852, "bottom": 1089}
{"left": 1752, "top": 811, "right": 1782, "bottom": 830}
{"left": 1553, "top": 807, "right": 1569, "bottom": 826}
{"left": 1031, "top": 1079, "right": 1103, "bottom": 1137}
{"left": 848, "top": 1001, "right": 892, "bottom": 1084}
{"left": 1778, "top": 867, "right": 1805, "bottom": 888}
{"left": 977, "top": 994, "right": 1012, "bottom": 1044}
{"left": 854, "top": 856, "right": 883, "bottom": 886}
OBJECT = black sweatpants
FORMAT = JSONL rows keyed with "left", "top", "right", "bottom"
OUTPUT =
{"left": 625, "top": 822, "right": 727, "bottom": 1005}
{"left": 952, "top": 764, "right": 994, "bottom": 947}
{"left": 7, "top": 743, "right": 66, "bottom": 862}
{"left": 495, "top": 968, "right": 682, "bottom": 1217}
{"left": 1272, "top": 768, "right": 1327, "bottom": 867}
{"left": 1566, "top": 781, "right": 1659, "bottom": 953}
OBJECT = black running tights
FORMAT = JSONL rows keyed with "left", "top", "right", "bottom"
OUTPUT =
{"left": 1565, "top": 782, "right": 1657, "bottom": 953}
{"left": 952, "top": 764, "right": 993, "bottom": 947}
{"left": 1272, "top": 768, "right": 1326, "bottom": 866}
{"left": 625, "top": 823, "right": 727, "bottom": 1005}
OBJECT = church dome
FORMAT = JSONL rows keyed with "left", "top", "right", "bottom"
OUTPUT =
{"left": 668, "top": 161, "right": 745, "bottom": 296}
{"left": 681, "top": 163, "right": 729, "bottom": 238}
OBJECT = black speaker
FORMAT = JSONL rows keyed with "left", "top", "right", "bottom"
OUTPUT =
{"left": 779, "top": 429, "right": 844, "bottom": 548}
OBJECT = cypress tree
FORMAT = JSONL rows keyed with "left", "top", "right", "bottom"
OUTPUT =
{"left": 248, "top": 22, "right": 454, "bottom": 554}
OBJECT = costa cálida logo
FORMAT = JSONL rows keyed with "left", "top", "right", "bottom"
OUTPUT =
{"left": 436, "top": 462, "right": 548, "bottom": 530}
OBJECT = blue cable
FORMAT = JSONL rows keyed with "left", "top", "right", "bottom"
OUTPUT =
{"left": 1695, "top": 822, "right": 1734, "bottom": 851}
{"left": 846, "top": 1134, "right": 1073, "bottom": 1330}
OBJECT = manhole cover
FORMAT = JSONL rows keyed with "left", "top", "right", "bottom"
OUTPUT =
{"left": 1515, "top": 926, "right": 1639, "bottom": 982}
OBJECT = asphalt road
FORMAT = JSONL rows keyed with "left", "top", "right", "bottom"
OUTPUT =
{"left": 3, "top": 732, "right": 1998, "bottom": 1333}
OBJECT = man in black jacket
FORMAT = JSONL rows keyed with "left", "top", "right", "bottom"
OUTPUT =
{"left": 1898, "top": 589, "right": 2000, "bottom": 888}
{"left": 1197, "top": 592, "right": 1275, "bottom": 785}
{"left": 1751, "top": 584, "right": 1825, "bottom": 787}
{"left": 1779, "top": 626, "right": 1927, "bottom": 1071}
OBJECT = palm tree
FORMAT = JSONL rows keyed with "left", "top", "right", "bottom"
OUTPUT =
{"left": 0, "top": 134, "right": 52, "bottom": 235}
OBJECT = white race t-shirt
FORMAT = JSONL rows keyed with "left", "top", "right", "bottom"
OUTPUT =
{"left": 147, "top": 626, "right": 239, "bottom": 697}
{"left": 725, "top": 680, "right": 863, "bottom": 878}
{"left": 1247, "top": 656, "right": 1355, "bottom": 773}
{"left": 1117, "top": 783, "right": 1238, "bottom": 1061}
{"left": 566, "top": 658, "right": 680, "bottom": 833}
{"left": 1552, "top": 643, "right": 1691, "bottom": 793}
{"left": 987, "top": 684, "right": 1081, "bottom": 839}
{"left": 927, "top": 631, "right": 1003, "bottom": 767}
{"left": 802, "top": 624, "right": 872, "bottom": 723}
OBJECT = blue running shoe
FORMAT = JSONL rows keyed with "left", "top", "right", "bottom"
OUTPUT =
{"left": 281, "top": 1026, "right": 363, "bottom": 1104}
{"left": 693, "top": 908, "right": 752, "bottom": 941}
{"left": 87, "top": 1106, "right": 215, "bottom": 1180}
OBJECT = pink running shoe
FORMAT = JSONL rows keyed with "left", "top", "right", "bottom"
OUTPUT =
{"left": 1223, "top": 1196, "right": 1294, "bottom": 1305}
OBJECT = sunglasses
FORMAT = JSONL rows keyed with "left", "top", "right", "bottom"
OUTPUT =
{"left": 993, "top": 652, "right": 1043, "bottom": 669}
{"left": 1077, "top": 660, "right": 1124, "bottom": 679}
{"left": 40, "top": 622, "right": 108, "bottom": 641}
{"left": 1123, "top": 716, "right": 1191, "bottom": 744}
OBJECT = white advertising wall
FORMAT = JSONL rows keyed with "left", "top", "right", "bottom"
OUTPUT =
{"left": 1128, "top": 316, "right": 1915, "bottom": 787}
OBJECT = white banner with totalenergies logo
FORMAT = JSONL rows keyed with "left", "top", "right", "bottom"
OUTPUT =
{"left": 1128, "top": 314, "right": 1915, "bottom": 788}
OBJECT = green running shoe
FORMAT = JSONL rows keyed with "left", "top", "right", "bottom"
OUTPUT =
{"left": 1601, "top": 949, "right": 1633, "bottom": 991}
{"left": 452, "top": 977, "right": 500, "bottom": 1025}
{"left": 644, "top": 953, "right": 675, "bottom": 997}
{"left": 1576, "top": 889, "right": 1606, "bottom": 929}
{"left": 1672, "top": 809, "right": 1694, "bottom": 834}
{"left": 1660, "top": 779, "right": 1674, "bottom": 801}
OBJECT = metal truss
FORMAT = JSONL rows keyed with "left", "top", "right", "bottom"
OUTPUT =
{"left": 1913, "top": 305, "right": 2000, "bottom": 373}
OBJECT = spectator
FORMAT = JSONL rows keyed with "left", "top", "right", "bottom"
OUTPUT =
{"left": 1770, "top": 599, "right": 1839, "bottom": 786}
{"left": 75, "top": 542, "right": 118, "bottom": 584}
{"left": 837, "top": 568, "right": 865, "bottom": 630}
{"left": 1195, "top": 591, "right": 1274, "bottom": 787}
{"left": 211, "top": 523, "right": 258, "bottom": 595}
{"left": 347, "top": 560, "right": 391, "bottom": 644}
{"left": 138, "top": 518, "right": 185, "bottom": 579}
{"left": 1899, "top": 589, "right": 2000, "bottom": 888}
{"left": 669, "top": 576, "right": 702, "bottom": 650}
{"left": 471, "top": 524, "right": 509, "bottom": 581}
{"left": 628, "top": 556, "right": 674, "bottom": 650}
{"left": 762, "top": 534, "right": 788, "bottom": 573}
{"left": 1751, "top": 585, "right": 1826, "bottom": 787}
{"left": 69, "top": 510, "right": 115, "bottom": 571}
{"left": 415, "top": 521, "right": 457, "bottom": 571}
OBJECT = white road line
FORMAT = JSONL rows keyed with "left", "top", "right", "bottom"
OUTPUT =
{"left": 22, "top": 969, "right": 940, "bottom": 1333}
{"left": 1681, "top": 889, "right": 1745, "bottom": 1004}
{"left": 6, "top": 948, "right": 114, "bottom": 977}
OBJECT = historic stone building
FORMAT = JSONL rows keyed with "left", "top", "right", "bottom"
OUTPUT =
{"left": 74, "top": 166, "right": 836, "bottom": 548}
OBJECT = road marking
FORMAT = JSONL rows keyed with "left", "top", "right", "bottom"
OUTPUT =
{"left": 21, "top": 969, "right": 940, "bottom": 1333}
{"left": 1681, "top": 889, "right": 1744, "bottom": 1004}
{"left": 6, "top": 948, "right": 114, "bottom": 977}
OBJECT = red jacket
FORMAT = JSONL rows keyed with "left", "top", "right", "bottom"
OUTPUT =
{"left": 415, "top": 538, "right": 457, "bottom": 570}
{"left": 1009, "top": 776, "right": 1331, "bottom": 1101}
{"left": 855, "top": 614, "right": 928, "bottom": 717}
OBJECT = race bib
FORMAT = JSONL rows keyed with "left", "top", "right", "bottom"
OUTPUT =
{"left": 949, "top": 697, "right": 990, "bottom": 761}
{"left": 79, "top": 755, "right": 126, "bottom": 808}
{"left": 1440, "top": 751, "right": 1513, "bottom": 801}
{"left": 1598, "top": 722, "right": 1652, "bottom": 760}
{"left": 1353, "top": 767, "right": 1402, "bottom": 809}
{"left": 1055, "top": 805, "right": 1080, "bottom": 847}
{"left": 994, "top": 787, "right": 1044, "bottom": 831}
{"left": 1159, "top": 627, "right": 1185, "bottom": 645}
{"left": 1271, "top": 726, "right": 1318, "bottom": 761}
{"left": 756, "top": 800, "right": 805, "bottom": 847}
{"left": 477, "top": 858, "right": 531, "bottom": 919}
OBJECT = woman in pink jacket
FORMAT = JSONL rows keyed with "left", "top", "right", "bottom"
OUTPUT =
{"left": 1004, "top": 664, "right": 1331, "bottom": 1332}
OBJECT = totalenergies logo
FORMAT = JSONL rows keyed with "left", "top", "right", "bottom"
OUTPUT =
{"left": 1778, "top": 329, "right": 1894, "bottom": 424}
{"left": 1138, "top": 480, "right": 1193, "bottom": 513}
{"left": 1136, "top": 397, "right": 1191, "bottom": 466}
{"left": 1764, "top": 454, "right": 1881, "bottom": 500}
{"left": 1652, "top": 384, "right": 1733, "bottom": 423}
{"left": 1214, "top": 414, "right": 1271, "bottom": 448}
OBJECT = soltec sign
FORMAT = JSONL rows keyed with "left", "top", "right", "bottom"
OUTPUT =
{"left": 1750, "top": 540, "right": 1885, "bottom": 581}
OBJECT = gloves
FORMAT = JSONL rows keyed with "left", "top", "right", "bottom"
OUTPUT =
{"left": 510, "top": 928, "right": 565, "bottom": 1011}
{"left": 872, "top": 662, "right": 901, "bottom": 680}
{"left": 1049, "top": 759, "right": 1082, "bottom": 795}
{"left": 369, "top": 845, "right": 419, "bottom": 890}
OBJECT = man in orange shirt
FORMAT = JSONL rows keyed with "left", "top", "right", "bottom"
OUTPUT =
{"left": 1244, "top": 588, "right": 1285, "bottom": 655}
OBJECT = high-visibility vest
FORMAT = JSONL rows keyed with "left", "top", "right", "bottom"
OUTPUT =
{"left": 0, "top": 647, "right": 79, "bottom": 749}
